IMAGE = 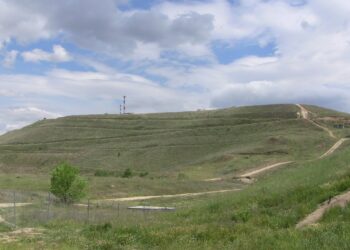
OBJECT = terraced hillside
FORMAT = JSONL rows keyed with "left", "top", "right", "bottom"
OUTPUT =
{"left": 0, "top": 105, "right": 338, "bottom": 172}
{"left": 2, "top": 104, "right": 350, "bottom": 249}
{"left": 0, "top": 104, "right": 335, "bottom": 175}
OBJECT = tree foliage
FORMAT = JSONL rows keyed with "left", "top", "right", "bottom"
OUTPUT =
{"left": 50, "top": 163, "right": 87, "bottom": 204}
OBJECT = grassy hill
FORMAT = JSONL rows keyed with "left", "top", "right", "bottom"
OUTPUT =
{"left": 0, "top": 103, "right": 343, "bottom": 199}
{"left": 0, "top": 104, "right": 336, "bottom": 175}
{"left": 2, "top": 104, "right": 350, "bottom": 249}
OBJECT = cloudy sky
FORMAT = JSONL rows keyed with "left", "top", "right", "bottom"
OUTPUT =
{"left": 1, "top": 0, "right": 350, "bottom": 134}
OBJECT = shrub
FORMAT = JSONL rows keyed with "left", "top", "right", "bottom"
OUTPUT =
{"left": 50, "top": 163, "right": 87, "bottom": 204}
{"left": 122, "top": 168, "right": 133, "bottom": 178}
{"left": 139, "top": 171, "right": 148, "bottom": 177}
{"left": 177, "top": 173, "right": 187, "bottom": 180}
{"left": 94, "top": 169, "right": 114, "bottom": 177}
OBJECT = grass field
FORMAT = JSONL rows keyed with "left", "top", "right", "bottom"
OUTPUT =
{"left": 0, "top": 104, "right": 332, "bottom": 173}
{"left": 0, "top": 104, "right": 335, "bottom": 197}
{"left": 1, "top": 104, "right": 350, "bottom": 249}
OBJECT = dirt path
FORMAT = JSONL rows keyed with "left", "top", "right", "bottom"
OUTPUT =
{"left": 296, "top": 190, "right": 350, "bottom": 229}
{"left": 96, "top": 189, "right": 240, "bottom": 203}
{"left": 0, "top": 228, "right": 45, "bottom": 243}
{"left": 204, "top": 177, "right": 223, "bottom": 182}
{"left": 239, "top": 161, "right": 294, "bottom": 178}
{"left": 0, "top": 203, "right": 31, "bottom": 208}
{"left": 0, "top": 203, "right": 31, "bottom": 228}
{"left": 319, "top": 138, "right": 349, "bottom": 159}
{"left": 100, "top": 161, "right": 293, "bottom": 203}
{"left": 204, "top": 161, "right": 294, "bottom": 181}
{"left": 296, "top": 104, "right": 336, "bottom": 139}
{"left": 297, "top": 104, "right": 309, "bottom": 119}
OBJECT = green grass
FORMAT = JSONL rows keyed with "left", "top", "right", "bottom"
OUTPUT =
{"left": 5, "top": 137, "right": 347, "bottom": 249}
{"left": 0, "top": 104, "right": 338, "bottom": 198}
{"left": 0, "top": 174, "right": 242, "bottom": 200}
{"left": 2, "top": 143, "right": 350, "bottom": 249}
{"left": 304, "top": 104, "right": 350, "bottom": 138}
{"left": 1, "top": 104, "right": 350, "bottom": 249}
{"left": 4, "top": 157, "right": 350, "bottom": 249}
{"left": 0, "top": 104, "right": 332, "bottom": 175}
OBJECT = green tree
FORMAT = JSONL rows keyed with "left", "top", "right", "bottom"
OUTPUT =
{"left": 50, "top": 163, "right": 87, "bottom": 204}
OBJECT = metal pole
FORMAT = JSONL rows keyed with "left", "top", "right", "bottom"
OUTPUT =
{"left": 118, "top": 203, "right": 120, "bottom": 218}
{"left": 47, "top": 192, "right": 51, "bottom": 221}
{"left": 87, "top": 199, "right": 90, "bottom": 223}
{"left": 13, "top": 191, "right": 16, "bottom": 228}
{"left": 123, "top": 96, "right": 126, "bottom": 114}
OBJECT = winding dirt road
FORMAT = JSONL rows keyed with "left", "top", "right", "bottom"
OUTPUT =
{"left": 97, "top": 189, "right": 240, "bottom": 203}
{"left": 296, "top": 104, "right": 336, "bottom": 139}
{"left": 320, "top": 138, "right": 349, "bottom": 159}
{"left": 296, "top": 190, "right": 350, "bottom": 229}
{"left": 239, "top": 161, "right": 294, "bottom": 178}
{"left": 205, "top": 162, "right": 295, "bottom": 182}
{"left": 297, "top": 104, "right": 309, "bottom": 119}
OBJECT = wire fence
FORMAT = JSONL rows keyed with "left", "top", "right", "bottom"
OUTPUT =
{"left": 0, "top": 191, "right": 175, "bottom": 229}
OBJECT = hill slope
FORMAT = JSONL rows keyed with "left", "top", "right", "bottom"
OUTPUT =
{"left": 2, "top": 105, "right": 350, "bottom": 249}
{"left": 0, "top": 104, "right": 340, "bottom": 175}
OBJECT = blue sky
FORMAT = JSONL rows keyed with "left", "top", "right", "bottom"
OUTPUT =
{"left": 1, "top": 0, "right": 350, "bottom": 133}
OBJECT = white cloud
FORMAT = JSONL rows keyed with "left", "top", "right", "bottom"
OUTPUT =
{"left": 0, "top": 0, "right": 50, "bottom": 45}
{"left": 0, "top": 0, "right": 215, "bottom": 60}
{"left": 22, "top": 45, "right": 71, "bottom": 63}
{"left": 2, "top": 50, "right": 18, "bottom": 68}
{"left": 0, "top": 106, "right": 61, "bottom": 135}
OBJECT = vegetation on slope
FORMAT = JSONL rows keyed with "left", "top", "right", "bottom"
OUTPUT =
{"left": 1, "top": 104, "right": 350, "bottom": 249}
{"left": 0, "top": 104, "right": 334, "bottom": 175}
{"left": 2, "top": 131, "right": 350, "bottom": 249}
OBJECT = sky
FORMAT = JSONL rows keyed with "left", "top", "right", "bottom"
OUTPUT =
{"left": 1, "top": 0, "right": 350, "bottom": 134}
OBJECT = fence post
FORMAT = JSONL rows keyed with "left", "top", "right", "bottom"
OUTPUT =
{"left": 87, "top": 199, "right": 90, "bottom": 224}
{"left": 13, "top": 191, "right": 16, "bottom": 228}
{"left": 47, "top": 192, "right": 51, "bottom": 221}
{"left": 117, "top": 203, "right": 120, "bottom": 218}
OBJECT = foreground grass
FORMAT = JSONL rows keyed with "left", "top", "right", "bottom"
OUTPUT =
{"left": 2, "top": 143, "right": 350, "bottom": 249}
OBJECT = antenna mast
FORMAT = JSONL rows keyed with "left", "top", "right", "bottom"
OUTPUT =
{"left": 123, "top": 96, "right": 126, "bottom": 114}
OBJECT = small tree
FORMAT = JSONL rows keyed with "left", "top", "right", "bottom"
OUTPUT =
{"left": 50, "top": 163, "right": 87, "bottom": 204}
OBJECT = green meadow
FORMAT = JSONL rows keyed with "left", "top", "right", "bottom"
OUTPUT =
{"left": 1, "top": 104, "right": 350, "bottom": 249}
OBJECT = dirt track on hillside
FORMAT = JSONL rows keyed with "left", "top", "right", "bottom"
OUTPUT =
{"left": 320, "top": 138, "right": 349, "bottom": 159}
{"left": 97, "top": 189, "right": 240, "bottom": 203}
{"left": 0, "top": 203, "right": 31, "bottom": 208}
{"left": 296, "top": 190, "right": 350, "bottom": 228}
{"left": 239, "top": 161, "right": 294, "bottom": 178}
{"left": 296, "top": 104, "right": 336, "bottom": 139}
